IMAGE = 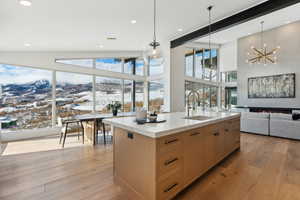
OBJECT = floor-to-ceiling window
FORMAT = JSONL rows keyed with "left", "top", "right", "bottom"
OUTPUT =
{"left": 123, "top": 80, "right": 133, "bottom": 112}
{"left": 185, "top": 51, "right": 194, "bottom": 77}
{"left": 222, "top": 87, "right": 237, "bottom": 110}
{"left": 124, "top": 59, "right": 134, "bottom": 74}
{"left": 221, "top": 71, "right": 238, "bottom": 110}
{"left": 95, "top": 58, "right": 122, "bottom": 73}
{"left": 203, "top": 49, "right": 218, "bottom": 82}
{"left": 149, "top": 58, "right": 164, "bottom": 76}
{"left": 184, "top": 48, "right": 219, "bottom": 111}
{"left": 0, "top": 55, "right": 162, "bottom": 134}
{"left": 135, "top": 81, "right": 144, "bottom": 109}
{"left": 186, "top": 48, "right": 218, "bottom": 81}
{"left": 95, "top": 77, "right": 122, "bottom": 113}
{"left": 56, "top": 72, "right": 93, "bottom": 119}
{"left": 195, "top": 50, "right": 203, "bottom": 79}
{"left": 135, "top": 59, "right": 145, "bottom": 76}
{"left": 148, "top": 56, "right": 165, "bottom": 112}
{"left": 185, "top": 81, "right": 218, "bottom": 111}
{"left": 149, "top": 80, "right": 164, "bottom": 112}
{"left": 0, "top": 64, "right": 52, "bottom": 131}
{"left": 221, "top": 71, "right": 237, "bottom": 83}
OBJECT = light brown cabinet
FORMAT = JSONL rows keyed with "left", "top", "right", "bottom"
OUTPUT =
{"left": 113, "top": 117, "right": 240, "bottom": 200}
{"left": 183, "top": 128, "right": 207, "bottom": 185}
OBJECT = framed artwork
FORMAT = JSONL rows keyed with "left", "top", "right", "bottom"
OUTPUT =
{"left": 248, "top": 73, "right": 295, "bottom": 98}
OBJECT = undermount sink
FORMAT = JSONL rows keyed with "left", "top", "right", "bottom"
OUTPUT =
{"left": 183, "top": 115, "right": 213, "bottom": 121}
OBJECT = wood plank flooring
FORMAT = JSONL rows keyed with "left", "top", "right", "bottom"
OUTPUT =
{"left": 0, "top": 133, "right": 300, "bottom": 200}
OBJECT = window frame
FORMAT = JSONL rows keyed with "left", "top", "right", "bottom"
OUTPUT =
{"left": 0, "top": 56, "right": 152, "bottom": 131}
{"left": 184, "top": 48, "right": 222, "bottom": 111}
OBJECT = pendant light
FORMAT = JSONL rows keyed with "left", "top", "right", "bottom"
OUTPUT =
{"left": 144, "top": 0, "right": 164, "bottom": 65}
{"left": 207, "top": 5, "right": 215, "bottom": 69}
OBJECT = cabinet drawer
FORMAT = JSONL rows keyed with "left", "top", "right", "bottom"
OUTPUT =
{"left": 221, "top": 119, "right": 240, "bottom": 133}
{"left": 157, "top": 149, "right": 183, "bottom": 179}
{"left": 157, "top": 134, "right": 183, "bottom": 154}
{"left": 207, "top": 123, "right": 220, "bottom": 135}
{"left": 228, "top": 118, "right": 240, "bottom": 130}
{"left": 157, "top": 170, "right": 183, "bottom": 200}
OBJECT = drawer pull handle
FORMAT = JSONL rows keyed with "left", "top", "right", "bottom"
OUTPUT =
{"left": 164, "top": 158, "right": 178, "bottom": 166}
{"left": 213, "top": 132, "right": 219, "bottom": 136}
{"left": 190, "top": 132, "right": 201, "bottom": 136}
{"left": 165, "top": 138, "right": 178, "bottom": 145}
{"left": 164, "top": 183, "right": 178, "bottom": 193}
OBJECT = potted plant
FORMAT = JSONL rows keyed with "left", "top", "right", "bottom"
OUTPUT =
{"left": 106, "top": 101, "right": 122, "bottom": 116}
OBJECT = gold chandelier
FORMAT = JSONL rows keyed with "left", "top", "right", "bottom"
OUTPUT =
{"left": 246, "top": 21, "right": 280, "bottom": 65}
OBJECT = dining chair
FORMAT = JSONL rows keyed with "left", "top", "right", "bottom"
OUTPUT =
{"left": 58, "top": 117, "right": 84, "bottom": 148}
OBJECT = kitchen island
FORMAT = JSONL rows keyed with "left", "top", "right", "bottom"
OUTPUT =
{"left": 104, "top": 111, "right": 240, "bottom": 200}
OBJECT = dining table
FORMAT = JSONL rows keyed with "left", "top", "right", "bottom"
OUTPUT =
{"left": 75, "top": 112, "right": 135, "bottom": 145}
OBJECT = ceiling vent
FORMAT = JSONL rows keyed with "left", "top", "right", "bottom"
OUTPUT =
{"left": 106, "top": 33, "right": 117, "bottom": 40}
{"left": 107, "top": 37, "right": 117, "bottom": 40}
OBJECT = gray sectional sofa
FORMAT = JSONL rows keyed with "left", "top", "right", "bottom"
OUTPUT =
{"left": 239, "top": 111, "right": 300, "bottom": 140}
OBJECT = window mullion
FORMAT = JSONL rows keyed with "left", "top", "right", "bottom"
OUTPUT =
{"left": 52, "top": 70, "right": 57, "bottom": 127}
{"left": 132, "top": 80, "right": 136, "bottom": 112}
{"left": 132, "top": 60, "right": 136, "bottom": 111}
{"left": 92, "top": 59, "right": 96, "bottom": 113}
{"left": 121, "top": 79, "right": 125, "bottom": 112}
{"left": 192, "top": 49, "right": 196, "bottom": 78}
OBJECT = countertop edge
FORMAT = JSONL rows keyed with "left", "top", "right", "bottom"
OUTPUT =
{"left": 103, "top": 113, "right": 241, "bottom": 138}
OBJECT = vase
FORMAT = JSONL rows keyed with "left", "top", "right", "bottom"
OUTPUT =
{"left": 112, "top": 109, "right": 118, "bottom": 116}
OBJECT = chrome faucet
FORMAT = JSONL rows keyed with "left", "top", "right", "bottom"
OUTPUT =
{"left": 187, "top": 90, "right": 201, "bottom": 117}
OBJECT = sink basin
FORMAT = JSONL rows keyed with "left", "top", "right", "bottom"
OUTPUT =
{"left": 183, "top": 116, "right": 213, "bottom": 121}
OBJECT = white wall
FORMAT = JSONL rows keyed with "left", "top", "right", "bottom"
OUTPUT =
{"left": 219, "top": 40, "right": 237, "bottom": 72}
{"left": 161, "top": 43, "right": 172, "bottom": 112}
{"left": 170, "top": 45, "right": 186, "bottom": 112}
{"left": 237, "top": 21, "right": 300, "bottom": 108}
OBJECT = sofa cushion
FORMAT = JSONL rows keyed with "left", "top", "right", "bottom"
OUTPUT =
{"left": 292, "top": 110, "right": 300, "bottom": 114}
{"left": 270, "top": 119, "right": 300, "bottom": 140}
{"left": 241, "top": 112, "right": 270, "bottom": 119}
{"left": 241, "top": 112, "right": 269, "bottom": 135}
{"left": 270, "top": 113, "right": 292, "bottom": 121}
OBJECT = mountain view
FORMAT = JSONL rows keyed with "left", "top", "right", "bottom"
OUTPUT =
{"left": 0, "top": 64, "right": 164, "bottom": 131}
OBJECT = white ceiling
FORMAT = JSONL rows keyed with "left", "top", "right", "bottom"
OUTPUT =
{"left": 0, "top": 0, "right": 267, "bottom": 51}
{"left": 196, "top": 2, "right": 300, "bottom": 44}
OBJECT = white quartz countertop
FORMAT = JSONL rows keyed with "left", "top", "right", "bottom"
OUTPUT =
{"left": 103, "top": 111, "right": 240, "bottom": 138}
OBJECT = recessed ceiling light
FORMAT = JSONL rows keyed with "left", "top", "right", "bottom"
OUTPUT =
{"left": 247, "top": 33, "right": 251, "bottom": 35}
{"left": 131, "top": 20, "right": 137, "bottom": 24}
{"left": 24, "top": 43, "right": 31, "bottom": 47}
{"left": 99, "top": 45, "right": 104, "bottom": 48}
{"left": 19, "top": 0, "right": 32, "bottom": 7}
{"left": 285, "top": 21, "right": 291, "bottom": 24}
{"left": 177, "top": 28, "right": 183, "bottom": 32}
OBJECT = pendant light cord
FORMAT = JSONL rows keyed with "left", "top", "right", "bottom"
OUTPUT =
{"left": 261, "top": 21, "right": 264, "bottom": 49}
{"left": 208, "top": 6, "right": 213, "bottom": 67}
{"left": 208, "top": 7, "right": 212, "bottom": 51}
{"left": 153, "top": 0, "right": 157, "bottom": 43}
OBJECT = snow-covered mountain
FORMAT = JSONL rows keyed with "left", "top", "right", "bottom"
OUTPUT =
{"left": 2, "top": 80, "right": 51, "bottom": 96}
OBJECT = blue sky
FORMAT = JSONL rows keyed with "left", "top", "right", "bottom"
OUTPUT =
{"left": 0, "top": 64, "right": 52, "bottom": 85}
{"left": 196, "top": 49, "right": 217, "bottom": 58}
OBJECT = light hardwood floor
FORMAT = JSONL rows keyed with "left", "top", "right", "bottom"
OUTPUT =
{"left": 0, "top": 133, "right": 300, "bottom": 200}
